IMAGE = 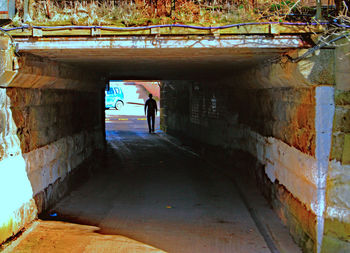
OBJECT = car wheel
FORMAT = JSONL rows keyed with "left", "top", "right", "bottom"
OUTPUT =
{"left": 115, "top": 100, "right": 124, "bottom": 110}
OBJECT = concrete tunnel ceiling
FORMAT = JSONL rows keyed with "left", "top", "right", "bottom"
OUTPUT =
{"left": 16, "top": 36, "right": 304, "bottom": 80}
{"left": 22, "top": 48, "right": 285, "bottom": 80}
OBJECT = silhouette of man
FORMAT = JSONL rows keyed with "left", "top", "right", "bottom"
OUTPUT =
{"left": 145, "top": 94, "right": 158, "bottom": 133}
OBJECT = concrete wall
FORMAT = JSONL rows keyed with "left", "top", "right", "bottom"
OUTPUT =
{"left": 0, "top": 38, "right": 105, "bottom": 244}
{"left": 161, "top": 49, "right": 337, "bottom": 253}
{"left": 322, "top": 41, "right": 350, "bottom": 252}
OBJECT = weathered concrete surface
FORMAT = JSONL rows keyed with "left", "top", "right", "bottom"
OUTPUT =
{"left": 322, "top": 41, "right": 350, "bottom": 253}
{"left": 0, "top": 84, "right": 36, "bottom": 244}
{"left": 14, "top": 35, "right": 306, "bottom": 80}
{"left": 160, "top": 48, "right": 336, "bottom": 252}
{"left": 334, "top": 39, "right": 350, "bottom": 91}
{"left": 2, "top": 118, "right": 300, "bottom": 253}
{"left": 161, "top": 81, "right": 320, "bottom": 252}
{"left": 3, "top": 221, "right": 166, "bottom": 253}
{"left": 0, "top": 86, "right": 104, "bottom": 244}
{"left": 0, "top": 37, "right": 17, "bottom": 87}
{"left": 8, "top": 54, "right": 102, "bottom": 90}
{"left": 0, "top": 40, "right": 105, "bottom": 244}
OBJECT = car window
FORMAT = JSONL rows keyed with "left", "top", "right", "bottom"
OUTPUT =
{"left": 106, "top": 89, "right": 114, "bottom": 95}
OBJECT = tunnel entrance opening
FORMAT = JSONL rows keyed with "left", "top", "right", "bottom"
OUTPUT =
{"left": 105, "top": 81, "right": 161, "bottom": 133}
{"left": 2, "top": 28, "right": 349, "bottom": 252}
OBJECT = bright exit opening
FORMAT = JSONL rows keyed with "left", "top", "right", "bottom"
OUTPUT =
{"left": 105, "top": 81, "right": 161, "bottom": 132}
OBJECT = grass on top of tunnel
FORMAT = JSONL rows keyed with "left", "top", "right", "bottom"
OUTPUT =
{"left": 10, "top": 0, "right": 336, "bottom": 27}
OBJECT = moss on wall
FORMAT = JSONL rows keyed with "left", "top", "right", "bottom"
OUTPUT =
{"left": 322, "top": 219, "right": 350, "bottom": 253}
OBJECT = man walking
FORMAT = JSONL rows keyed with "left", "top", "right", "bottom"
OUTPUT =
{"left": 145, "top": 94, "right": 158, "bottom": 133}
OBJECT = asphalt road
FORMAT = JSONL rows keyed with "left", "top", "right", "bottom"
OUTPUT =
{"left": 105, "top": 101, "right": 160, "bottom": 132}
{"left": 105, "top": 113, "right": 160, "bottom": 132}
{"left": 4, "top": 110, "right": 299, "bottom": 253}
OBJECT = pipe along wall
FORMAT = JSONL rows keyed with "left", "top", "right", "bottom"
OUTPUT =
{"left": 161, "top": 43, "right": 350, "bottom": 253}
{"left": 0, "top": 38, "right": 105, "bottom": 244}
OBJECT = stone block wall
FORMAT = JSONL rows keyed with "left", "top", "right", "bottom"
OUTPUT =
{"left": 6, "top": 88, "right": 102, "bottom": 153}
{"left": 161, "top": 52, "right": 336, "bottom": 252}
{"left": 322, "top": 42, "right": 350, "bottom": 252}
{"left": 0, "top": 87, "right": 104, "bottom": 244}
{"left": 0, "top": 46, "right": 105, "bottom": 244}
{"left": 162, "top": 81, "right": 320, "bottom": 251}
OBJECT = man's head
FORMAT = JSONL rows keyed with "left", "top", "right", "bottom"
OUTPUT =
{"left": 149, "top": 94, "right": 153, "bottom": 98}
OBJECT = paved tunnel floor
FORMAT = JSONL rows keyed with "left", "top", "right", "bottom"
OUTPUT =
{"left": 4, "top": 114, "right": 300, "bottom": 253}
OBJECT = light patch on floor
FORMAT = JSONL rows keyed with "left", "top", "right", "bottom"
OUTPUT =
{"left": 3, "top": 220, "right": 166, "bottom": 253}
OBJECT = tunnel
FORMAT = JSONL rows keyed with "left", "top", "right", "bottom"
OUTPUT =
{"left": 0, "top": 32, "right": 350, "bottom": 253}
